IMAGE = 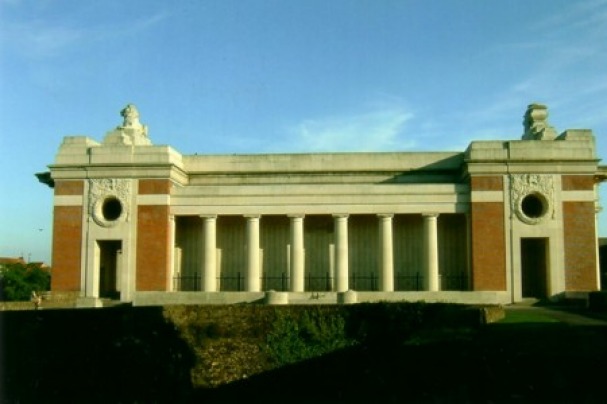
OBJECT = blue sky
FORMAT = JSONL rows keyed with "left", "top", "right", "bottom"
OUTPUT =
{"left": 1, "top": 0, "right": 607, "bottom": 264}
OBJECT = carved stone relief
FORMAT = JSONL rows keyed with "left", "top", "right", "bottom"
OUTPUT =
{"left": 89, "top": 178, "right": 131, "bottom": 227}
{"left": 510, "top": 174, "right": 554, "bottom": 225}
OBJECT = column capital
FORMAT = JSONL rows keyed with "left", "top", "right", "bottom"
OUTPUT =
{"left": 199, "top": 214, "right": 217, "bottom": 219}
{"left": 422, "top": 212, "right": 440, "bottom": 218}
{"left": 332, "top": 213, "right": 349, "bottom": 219}
{"left": 288, "top": 214, "right": 305, "bottom": 219}
{"left": 377, "top": 213, "right": 394, "bottom": 219}
{"left": 244, "top": 214, "right": 261, "bottom": 219}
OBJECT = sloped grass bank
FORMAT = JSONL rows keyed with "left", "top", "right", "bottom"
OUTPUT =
{"left": 164, "top": 303, "right": 498, "bottom": 388}
{"left": 1, "top": 303, "right": 500, "bottom": 402}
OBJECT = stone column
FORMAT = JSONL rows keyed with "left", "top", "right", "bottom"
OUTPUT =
{"left": 201, "top": 215, "right": 217, "bottom": 292}
{"left": 289, "top": 214, "right": 305, "bottom": 292}
{"left": 423, "top": 213, "right": 440, "bottom": 291}
{"left": 333, "top": 214, "right": 349, "bottom": 292}
{"left": 378, "top": 214, "right": 394, "bottom": 292}
{"left": 245, "top": 215, "right": 261, "bottom": 292}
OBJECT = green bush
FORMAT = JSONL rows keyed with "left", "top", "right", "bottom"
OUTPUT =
{"left": 265, "top": 307, "right": 354, "bottom": 366}
{"left": 0, "top": 263, "right": 50, "bottom": 301}
{"left": 264, "top": 303, "right": 450, "bottom": 366}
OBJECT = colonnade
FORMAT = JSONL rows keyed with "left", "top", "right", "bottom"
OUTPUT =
{"left": 184, "top": 213, "right": 442, "bottom": 293}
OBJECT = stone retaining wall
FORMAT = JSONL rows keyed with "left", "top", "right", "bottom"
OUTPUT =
{"left": 0, "top": 291, "right": 78, "bottom": 311}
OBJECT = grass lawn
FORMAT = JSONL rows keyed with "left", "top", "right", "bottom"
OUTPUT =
{"left": 498, "top": 308, "right": 560, "bottom": 324}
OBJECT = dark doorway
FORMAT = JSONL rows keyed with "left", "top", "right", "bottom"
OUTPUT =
{"left": 521, "top": 238, "right": 548, "bottom": 298}
{"left": 98, "top": 240, "right": 122, "bottom": 299}
{"left": 599, "top": 241, "right": 607, "bottom": 291}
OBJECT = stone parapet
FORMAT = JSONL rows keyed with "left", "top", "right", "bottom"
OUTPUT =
{"left": 466, "top": 138, "right": 597, "bottom": 165}
{"left": 133, "top": 291, "right": 266, "bottom": 306}
{"left": 183, "top": 151, "right": 464, "bottom": 174}
{"left": 132, "top": 291, "right": 511, "bottom": 306}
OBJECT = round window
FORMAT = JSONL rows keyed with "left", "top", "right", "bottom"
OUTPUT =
{"left": 521, "top": 193, "right": 546, "bottom": 219}
{"left": 102, "top": 197, "right": 123, "bottom": 221}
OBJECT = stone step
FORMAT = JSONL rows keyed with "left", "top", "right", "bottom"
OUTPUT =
{"left": 511, "top": 298, "right": 541, "bottom": 307}
{"left": 100, "top": 299, "right": 131, "bottom": 308}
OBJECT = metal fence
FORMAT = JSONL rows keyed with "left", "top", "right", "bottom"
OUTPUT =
{"left": 262, "top": 273, "right": 289, "bottom": 291}
{"left": 172, "top": 275, "right": 201, "bottom": 291}
{"left": 172, "top": 273, "right": 245, "bottom": 291}
{"left": 350, "top": 272, "right": 378, "bottom": 291}
{"left": 440, "top": 272, "right": 468, "bottom": 291}
{"left": 172, "top": 271, "right": 468, "bottom": 292}
{"left": 219, "top": 272, "right": 244, "bottom": 291}
{"left": 306, "top": 273, "right": 333, "bottom": 292}
{"left": 395, "top": 272, "right": 423, "bottom": 291}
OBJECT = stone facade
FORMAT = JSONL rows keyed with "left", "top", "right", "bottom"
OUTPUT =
{"left": 40, "top": 104, "right": 606, "bottom": 306}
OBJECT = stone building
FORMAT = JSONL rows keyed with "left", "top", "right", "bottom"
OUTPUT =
{"left": 39, "top": 104, "right": 605, "bottom": 307}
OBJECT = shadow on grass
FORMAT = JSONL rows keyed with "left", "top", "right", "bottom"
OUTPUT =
{"left": 1, "top": 307, "right": 195, "bottom": 403}
{"left": 2, "top": 306, "right": 607, "bottom": 403}
{"left": 195, "top": 320, "right": 607, "bottom": 403}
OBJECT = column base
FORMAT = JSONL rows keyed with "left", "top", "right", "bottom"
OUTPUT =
{"left": 76, "top": 297, "right": 104, "bottom": 308}
{"left": 264, "top": 290, "right": 289, "bottom": 305}
{"left": 338, "top": 290, "right": 357, "bottom": 304}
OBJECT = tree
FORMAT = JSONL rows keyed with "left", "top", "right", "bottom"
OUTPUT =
{"left": 0, "top": 263, "right": 51, "bottom": 301}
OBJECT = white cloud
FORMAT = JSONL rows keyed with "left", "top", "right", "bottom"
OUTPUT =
{"left": 1, "top": 11, "right": 169, "bottom": 60}
{"left": 1, "top": 21, "right": 82, "bottom": 59}
{"left": 93, "top": 11, "right": 169, "bottom": 40}
{"left": 281, "top": 107, "right": 415, "bottom": 153}
{"left": 534, "top": 0, "right": 607, "bottom": 32}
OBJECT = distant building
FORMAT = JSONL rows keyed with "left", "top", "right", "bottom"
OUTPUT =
{"left": 0, "top": 257, "right": 49, "bottom": 272}
{"left": 38, "top": 104, "right": 606, "bottom": 307}
{"left": 0, "top": 257, "right": 26, "bottom": 271}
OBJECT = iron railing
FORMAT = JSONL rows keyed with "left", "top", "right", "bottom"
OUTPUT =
{"left": 262, "top": 272, "right": 289, "bottom": 291}
{"left": 306, "top": 272, "right": 333, "bottom": 291}
{"left": 219, "top": 272, "right": 244, "bottom": 291}
{"left": 172, "top": 271, "right": 469, "bottom": 292}
{"left": 350, "top": 272, "right": 378, "bottom": 291}
{"left": 172, "top": 275, "right": 200, "bottom": 291}
{"left": 440, "top": 272, "right": 468, "bottom": 291}
{"left": 395, "top": 272, "right": 423, "bottom": 291}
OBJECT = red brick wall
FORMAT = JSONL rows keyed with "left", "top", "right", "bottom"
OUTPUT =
{"left": 54, "top": 180, "right": 84, "bottom": 195}
{"left": 51, "top": 206, "right": 82, "bottom": 291}
{"left": 471, "top": 176, "right": 503, "bottom": 191}
{"left": 470, "top": 202, "right": 507, "bottom": 290}
{"left": 561, "top": 175, "right": 595, "bottom": 191}
{"left": 50, "top": 180, "right": 84, "bottom": 292}
{"left": 138, "top": 179, "right": 172, "bottom": 195}
{"left": 563, "top": 201, "right": 598, "bottom": 291}
{"left": 136, "top": 205, "right": 170, "bottom": 291}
